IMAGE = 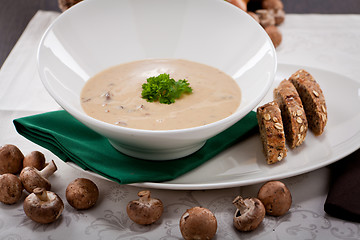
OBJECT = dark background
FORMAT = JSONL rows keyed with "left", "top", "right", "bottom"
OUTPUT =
{"left": 1, "top": 0, "right": 360, "bottom": 68}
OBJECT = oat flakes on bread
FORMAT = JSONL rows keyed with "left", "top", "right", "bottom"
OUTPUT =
{"left": 274, "top": 79, "right": 308, "bottom": 148}
{"left": 289, "top": 69, "right": 327, "bottom": 136}
{"left": 257, "top": 101, "right": 287, "bottom": 164}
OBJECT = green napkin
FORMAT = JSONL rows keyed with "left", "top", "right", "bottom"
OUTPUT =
{"left": 13, "top": 110, "right": 258, "bottom": 184}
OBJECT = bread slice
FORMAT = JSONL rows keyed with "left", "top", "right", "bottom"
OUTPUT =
{"left": 289, "top": 69, "right": 327, "bottom": 136}
{"left": 273, "top": 79, "right": 308, "bottom": 148}
{"left": 257, "top": 101, "right": 287, "bottom": 164}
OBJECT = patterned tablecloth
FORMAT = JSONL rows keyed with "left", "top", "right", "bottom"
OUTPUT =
{"left": 0, "top": 11, "right": 360, "bottom": 239}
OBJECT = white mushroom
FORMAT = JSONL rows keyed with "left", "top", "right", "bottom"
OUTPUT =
{"left": 0, "top": 173, "right": 23, "bottom": 204}
{"left": 179, "top": 206, "right": 217, "bottom": 240}
{"left": 66, "top": 178, "right": 99, "bottom": 210}
{"left": 233, "top": 196, "right": 265, "bottom": 232}
{"left": 19, "top": 160, "right": 57, "bottom": 193}
{"left": 126, "top": 190, "right": 163, "bottom": 225}
{"left": 23, "top": 187, "right": 64, "bottom": 224}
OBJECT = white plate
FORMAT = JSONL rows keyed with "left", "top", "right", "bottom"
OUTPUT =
{"left": 69, "top": 64, "right": 360, "bottom": 190}
{"left": 38, "top": 0, "right": 276, "bottom": 160}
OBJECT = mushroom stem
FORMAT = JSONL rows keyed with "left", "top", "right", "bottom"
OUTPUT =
{"left": 33, "top": 188, "right": 49, "bottom": 202}
{"left": 233, "top": 196, "right": 248, "bottom": 215}
{"left": 127, "top": 190, "right": 163, "bottom": 225}
{"left": 40, "top": 160, "right": 57, "bottom": 179}
{"left": 23, "top": 188, "right": 64, "bottom": 224}
{"left": 138, "top": 190, "right": 151, "bottom": 202}
{"left": 233, "top": 196, "right": 266, "bottom": 232}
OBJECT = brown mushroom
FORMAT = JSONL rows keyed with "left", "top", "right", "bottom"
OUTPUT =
{"left": 247, "top": 11, "right": 260, "bottom": 23}
{"left": 0, "top": 173, "right": 23, "bottom": 205}
{"left": 126, "top": 190, "right": 163, "bottom": 225}
{"left": 66, "top": 178, "right": 99, "bottom": 210}
{"left": 0, "top": 144, "right": 24, "bottom": 174}
{"left": 264, "top": 25, "right": 282, "bottom": 48}
{"left": 23, "top": 151, "right": 46, "bottom": 171}
{"left": 256, "top": 9, "right": 275, "bottom": 28}
{"left": 226, "top": 0, "right": 249, "bottom": 12}
{"left": 262, "top": 0, "right": 284, "bottom": 10}
{"left": 257, "top": 180, "right": 292, "bottom": 216}
{"left": 19, "top": 160, "right": 57, "bottom": 193}
{"left": 23, "top": 187, "right": 64, "bottom": 224}
{"left": 58, "top": 0, "right": 83, "bottom": 12}
{"left": 233, "top": 196, "right": 265, "bottom": 232}
{"left": 274, "top": 8, "right": 285, "bottom": 25}
{"left": 179, "top": 206, "right": 217, "bottom": 240}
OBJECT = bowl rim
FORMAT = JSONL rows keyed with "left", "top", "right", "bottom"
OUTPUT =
{"left": 37, "top": 0, "right": 277, "bottom": 135}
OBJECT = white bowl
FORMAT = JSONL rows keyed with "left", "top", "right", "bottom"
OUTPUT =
{"left": 37, "top": 0, "right": 276, "bottom": 160}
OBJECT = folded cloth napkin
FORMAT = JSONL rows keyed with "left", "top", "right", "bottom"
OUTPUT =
{"left": 324, "top": 149, "right": 360, "bottom": 222}
{"left": 13, "top": 110, "right": 258, "bottom": 184}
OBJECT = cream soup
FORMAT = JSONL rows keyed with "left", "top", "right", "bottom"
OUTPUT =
{"left": 81, "top": 59, "right": 241, "bottom": 130}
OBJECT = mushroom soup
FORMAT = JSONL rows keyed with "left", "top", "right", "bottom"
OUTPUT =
{"left": 81, "top": 59, "right": 241, "bottom": 130}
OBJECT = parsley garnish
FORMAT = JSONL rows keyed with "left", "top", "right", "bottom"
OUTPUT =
{"left": 141, "top": 73, "right": 192, "bottom": 104}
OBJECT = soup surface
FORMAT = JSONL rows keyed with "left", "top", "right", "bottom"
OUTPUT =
{"left": 81, "top": 59, "right": 241, "bottom": 130}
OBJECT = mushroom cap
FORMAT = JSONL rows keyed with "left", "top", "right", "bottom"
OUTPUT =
{"left": 58, "top": 0, "right": 83, "bottom": 12}
{"left": 265, "top": 25, "right": 282, "bottom": 48}
{"left": 227, "top": 0, "right": 249, "bottom": 12}
{"left": 66, "top": 178, "right": 99, "bottom": 210}
{"left": 23, "top": 188, "right": 64, "bottom": 224}
{"left": 23, "top": 151, "right": 46, "bottom": 170}
{"left": 256, "top": 9, "right": 276, "bottom": 29}
{"left": 257, "top": 180, "right": 292, "bottom": 216}
{"left": 247, "top": 11, "right": 260, "bottom": 23}
{"left": 274, "top": 9, "right": 285, "bottom": 25}
{"left": 0, "top": 173, "right": 23, "bottom": 205}
{"left": 127, "top": 190, "right": 163, "bottom": 225}
{"left": 0, "top": 144, "right": 24, "bottom": 174}
{"left": 20, "top": 167, "right": 51, "bottom": 193}
{"left": 262, "top": 0, "right": 284, "bottom": 10}
{"left": 233, "top": 196, "right": 265, "bottom": 232}
{"left": 179, "top": 206, "right": 217, "bottom": 240}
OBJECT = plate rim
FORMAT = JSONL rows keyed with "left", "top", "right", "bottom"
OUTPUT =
{"left": 68, "top": 63, "right": 360, "bottom": 190}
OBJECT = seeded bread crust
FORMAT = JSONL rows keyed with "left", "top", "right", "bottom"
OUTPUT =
{"left": 257, "top": 101, "right": 287, "bottom": 164}
{"left": 274, "top": 80, "right": 308, "bottom": 148}
{"left": 289, "top": 69, "right": 327, "bottom": 136}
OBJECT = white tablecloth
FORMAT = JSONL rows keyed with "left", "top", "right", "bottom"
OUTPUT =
{"left": 0, "top": 11, "right": 360, "bottom": 239}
